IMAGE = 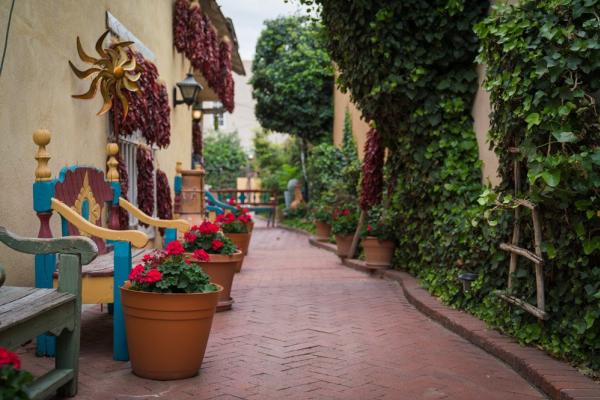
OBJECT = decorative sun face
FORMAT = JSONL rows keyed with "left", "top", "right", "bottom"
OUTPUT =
{"left": 69, "top": 30, "right": 141, "bottom": 118}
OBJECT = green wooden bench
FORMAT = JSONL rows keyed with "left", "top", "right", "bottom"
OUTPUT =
{"left": 0, "top": 226, "right": 97, "bottom": 399}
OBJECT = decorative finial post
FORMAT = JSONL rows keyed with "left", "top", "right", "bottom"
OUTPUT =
{"left": 106, "top": 143, "right": 120, "bottom": 182}
{"left": 176, "top": 161, "right": 182, "bottom": 176}
{"left": 174, "top": 161, "right": 183, "bottom": 216}
{"left": 33, "top": 129, "right": 52, "bottom": 181}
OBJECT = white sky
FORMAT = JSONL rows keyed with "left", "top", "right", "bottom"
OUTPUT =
{"left": 217, "top": 0, "right": 306, "bottom": 61}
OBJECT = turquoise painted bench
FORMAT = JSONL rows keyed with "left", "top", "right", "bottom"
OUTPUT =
{"left": 0, "top": 226, "right": 97, "bottom": 399}
{"left": 207, "top": 190, "right": 277, "bottom": 226}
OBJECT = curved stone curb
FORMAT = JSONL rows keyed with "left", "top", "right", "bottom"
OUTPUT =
{"left": 307, "top": 236, "right": 600, "bottom": 400}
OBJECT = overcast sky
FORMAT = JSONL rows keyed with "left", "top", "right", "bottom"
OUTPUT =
{"left": 218, "top": 0, "right": 306, "bottom": 61}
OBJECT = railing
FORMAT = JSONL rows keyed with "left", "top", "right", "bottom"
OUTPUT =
{"left": 211, "top": 189, "right": 276, "bottom": 207}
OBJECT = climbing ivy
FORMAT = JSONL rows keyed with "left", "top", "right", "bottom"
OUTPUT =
{"left": 476, "top": 0, "right": 600, "bottom": 370}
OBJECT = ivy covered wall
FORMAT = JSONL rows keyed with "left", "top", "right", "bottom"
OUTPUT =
{"left": 306, "top": 0, "right": 600, "bottom": 371}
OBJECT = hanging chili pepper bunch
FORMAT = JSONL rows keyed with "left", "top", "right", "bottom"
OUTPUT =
{"left": 136, "top": 146, "right": 155, "bottom": 224}
{"left": 173, "top": 0, "right": 190, "bottom": 54}
{"left": 113, "top": 49, "right": 171, "bottom": 149}
{"left": 218, "top": 40, "right": 234, "bottom": 112}
{"left": 360, "top": 127, "right": 385, "bottom": 210}
{"left": 116, "top": 152, "right": 130, "bottom": 229}
{"left": 172, "top": 1, "right": 233, "bottom": 111}
{"left": 156, "top": 169, "right": 173, "bottom": 236}
{"left": 192, "top": 119, "right": 203, "bottom": 156}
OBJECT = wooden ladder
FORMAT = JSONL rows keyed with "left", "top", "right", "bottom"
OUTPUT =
{"left": 496, "top": 148, "right": 548, "bottom": 320}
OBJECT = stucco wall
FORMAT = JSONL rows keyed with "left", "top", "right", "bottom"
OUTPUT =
{"left": 332, "top": 78, "right": 369, "bottom": 160}
{"left": 0, "top": 0, "right": 194, "bottom": 285}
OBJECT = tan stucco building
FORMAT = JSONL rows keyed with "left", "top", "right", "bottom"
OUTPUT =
{"left": 0, "top": 0, "right": 243, "bottom": 285}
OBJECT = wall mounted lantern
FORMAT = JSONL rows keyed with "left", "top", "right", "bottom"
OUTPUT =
{"left": 173, "top": 73, "right": 203, "bottom": 108}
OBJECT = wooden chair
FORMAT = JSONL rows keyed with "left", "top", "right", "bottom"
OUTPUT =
{"left": 0, "top": 226, "right": 97, "bottom": 399}
{"left": 31, "top": 130, "right": 190, "bottom": 361}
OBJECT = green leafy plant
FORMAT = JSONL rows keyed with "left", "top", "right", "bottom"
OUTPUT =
{"left": 0, "top": 348, "right": 33, "bottom": 400}
{"left": 312, "top": 200, "right": 333, "bottom": 224}
{"left": 128, "top": 242, "right": 218, "bottom": 294}
{"left": 361, "top": 206, "right": 394, "bottom": 241}
{"left": 183, "top": 221, "right": 238, "bottom": 255}
{"left": 203, "top": 130, "right": 248, "bottom": 189}
{"left": 331, "top": 207, "right": 359, "bottom": 236}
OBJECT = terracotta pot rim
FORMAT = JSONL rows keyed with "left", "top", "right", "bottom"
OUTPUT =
{"left": 224, "top": 232, "right": 250, "bottom": 237}
{"left": 121, "top": 282, "right": 224, "bottom": 296}
{"left": 184, "top": 250, "right": 244, "bottom": 262}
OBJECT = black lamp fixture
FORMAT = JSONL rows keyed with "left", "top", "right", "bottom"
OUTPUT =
{"left": 173, "top": 72, "right": 203, "bottom": 108}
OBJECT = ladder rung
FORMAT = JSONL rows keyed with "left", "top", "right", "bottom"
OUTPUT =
{"left": 496, "top": 291, "right": 549, "bottom": 320}
{"left": 500, "top": 243, "right": 544, "bottom": 264}
{"left": 514, "top": 199, "right": 536, "bottom": 209}
{"left": 508, "top": 147, "right": 520, "bottom": 154}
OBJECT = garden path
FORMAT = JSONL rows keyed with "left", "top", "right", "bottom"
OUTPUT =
{"left": 20, "top": 221, "right": 546, "bottom": 399}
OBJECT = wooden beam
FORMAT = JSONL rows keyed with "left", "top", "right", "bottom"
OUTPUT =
{"left": 500, "top": 243, "right": 544, "bottom": 265}
{"left": 496, "top": 291, "right": 549, "bottom": 320}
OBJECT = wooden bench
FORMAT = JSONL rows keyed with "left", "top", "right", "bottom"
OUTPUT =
{"left": 31, "top": 129, "right": 190, "bottom": 361}
{"left": 0, "top": 226, "right": 97, "bottom": 399}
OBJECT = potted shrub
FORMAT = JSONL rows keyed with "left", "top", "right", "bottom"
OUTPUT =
{"left": 0, "top": 348, "right": 33, "bottom": 399}
{"left": 312, "top": 202, "right": 332, "bottom": 241}
{"left": 183, "top": 221, "right": 242, "bottom": 311}
{"left": 217, "top": 211, "right": 251, "bottom": 272}
{"left": 331, "top": 208, "right": 358, "bottom": 258}
{"left": 120, "top": 243, "right": 222, "bottom": 380}
{"left": 361, "top": 207, "right": 395, "bottom": 268}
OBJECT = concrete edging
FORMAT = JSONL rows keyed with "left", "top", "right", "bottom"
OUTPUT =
{"left": 306, "top": 236, "right": 600, "bottom": 400}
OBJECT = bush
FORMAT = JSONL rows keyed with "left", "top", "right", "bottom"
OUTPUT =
{"left": 203, "top": 130, "right": 247, "bottom": 189}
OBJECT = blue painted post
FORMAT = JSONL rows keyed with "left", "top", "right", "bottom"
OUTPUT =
{"left": 112, "top": 240, "right": 131, "bottom": 361}
{"left": 164, "top": 228, "right": 176, "bottom": 245}
{"left": 33, "top": 180, "right": 56, "bottom": 357}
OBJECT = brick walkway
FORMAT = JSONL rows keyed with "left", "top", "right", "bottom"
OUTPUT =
{"left": 20, "top": 223, "right": 546, "bottom": 399}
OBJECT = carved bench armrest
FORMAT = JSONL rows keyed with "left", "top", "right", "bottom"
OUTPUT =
{"left": 118, "top": 198, "right": 190, "bottom": 232}
{"left": 51, "top": 199, "right": 149, "bottom": 248}
{"left": 0, "top": 225, "right": 98, "bottom": 265}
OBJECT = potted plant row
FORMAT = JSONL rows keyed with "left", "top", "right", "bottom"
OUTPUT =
{"left": 183, "top": 221, "right": 242, "bottom": 311}
{"left": 120, "top": 242, "right": 222, "bottom": 380}
{"left": 331, "top": 207, "right": 358, "bottom": 258}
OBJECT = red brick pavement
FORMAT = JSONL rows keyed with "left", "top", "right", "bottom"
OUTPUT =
{"left": 19, "top": 223, "right": 545, "bottom": 399}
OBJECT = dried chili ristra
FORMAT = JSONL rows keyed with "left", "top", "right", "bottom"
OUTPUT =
{"left": 156, "top": 168, "right": 173, "bottom": 236}
{"left": 136, "top": 146, "right": 155, "bottom": 224}
{"left": 174, "top": 0, "right": 190, "bottom": 54}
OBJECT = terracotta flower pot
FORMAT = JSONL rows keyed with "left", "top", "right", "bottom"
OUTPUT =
{"left": 335, "top": 234, "right": 354, "bottom": 258}
{"left": 363, "top": 236, "right": 395, "bottom": 269}
{"left": 190, "top": 251, "right": 243, "bottom": 312}
{"left": 225, "top": 232, "right": 251, "bottom": 272}
{"left": 245, "top": 220, "right": 254, "bottom": 232}
{"left": 120, "top": 283, "right": 223, "bottom": 380}
{"left": 315, "top": 221, "right": 332, "bottom": 241}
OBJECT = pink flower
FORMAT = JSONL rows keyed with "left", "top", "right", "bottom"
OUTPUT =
{"left": 192, "top": 249, "right": 210, "bottom": 262}
{"left": 164, "top": 240, "right": 185, "bottom": 256}
{"left": 184, "top": 232, "right": 197, "bottom": 243}
{"left": 211, "top": 239, "right": 224, "bottom": 251}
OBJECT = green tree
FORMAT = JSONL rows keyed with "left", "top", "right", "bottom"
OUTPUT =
{"left": 251, "top": 16, "right": 334, "bottom": 188}
{"left": 203, "top": 130, "right": 247, "bottom": 189}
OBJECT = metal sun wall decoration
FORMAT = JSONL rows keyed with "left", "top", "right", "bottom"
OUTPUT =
{"left": 68, "top": 30, "right": 141, "bottom": 118}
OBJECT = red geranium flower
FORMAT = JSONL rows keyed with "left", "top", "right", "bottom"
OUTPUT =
{"left": 341, "top": 209, "right": 350, "bottom": 216}
{"left": 367, "top": 225, "right": 373, "bottom": 232}
{"left": 211, "top": 239, "right": 224, "bottom": 251}
{"left": 193, "top": 249, "right": 209, "bottom": 262}
{"left": 228, "top": 197, "right": 236, "bottom": 205}
{"left": 238, "top": 214, "right": 251, "bottom": 223}
{"left": 184, "top": 232, "right": 197, "bottom": 243}
{"left": 198, "top": 221, "right": 220, "bottom": 234}
{"left": 0, "top": 347, "right": 21, "bottom": 369}
{"left": 128, "top": 264, "right": 145, "bottom": 282}
{"left": 164, "top": 240, "right": 185, "bottom": 256}
{"left": 144, "top": 268, "right": 162, "bottom": 284}
{"left": 142, "top": 253, "right": 154, "bottom": 262}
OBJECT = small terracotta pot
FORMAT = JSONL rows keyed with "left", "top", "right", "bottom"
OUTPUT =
{"left": 190, "top": 251, "right": 243, "bottom": 311}
{"left": 363, "top": 236, "right": 395, "bottom": 269}
{"left": 335, "top": 234, "right": 354, "bottom": 258}
{"left": 225, "top": 232, "right": 251, "bottom": 272}
{"left": 121, "top": 283, "right": 222, "bottom": 380}
{"left": 315, "top": 221, "right": 332, "bottom": 241}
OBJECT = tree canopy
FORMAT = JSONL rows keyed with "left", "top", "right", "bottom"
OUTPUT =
{"left": 251, "top": 16, "right": 333, "bottom": 143}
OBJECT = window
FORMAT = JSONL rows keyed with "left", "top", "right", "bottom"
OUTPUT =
{"left": 118, "top": 131, "right": 157, "bottom": 238}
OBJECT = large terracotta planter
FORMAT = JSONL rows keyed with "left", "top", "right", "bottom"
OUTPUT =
{"left": 314, "top": 221, "right": 332, "bottom": 241}
{"left": 335, "top": 234, "right": 354, "bottom": 258}
{"left": 191, "top": 251, "right": 243, "bottom": 311}
{"left": 120, "top": 283, "right": 222, "bottom": 380}
{"left": 225, "top": 232, "right": 251, "bottom": 272}
{"left": 363, "top": 236, "right": 395, "bottom": 269}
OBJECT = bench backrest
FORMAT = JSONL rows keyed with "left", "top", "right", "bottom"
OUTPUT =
{"left": 53, "top": 166, "right": 114, "bottom": 254}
